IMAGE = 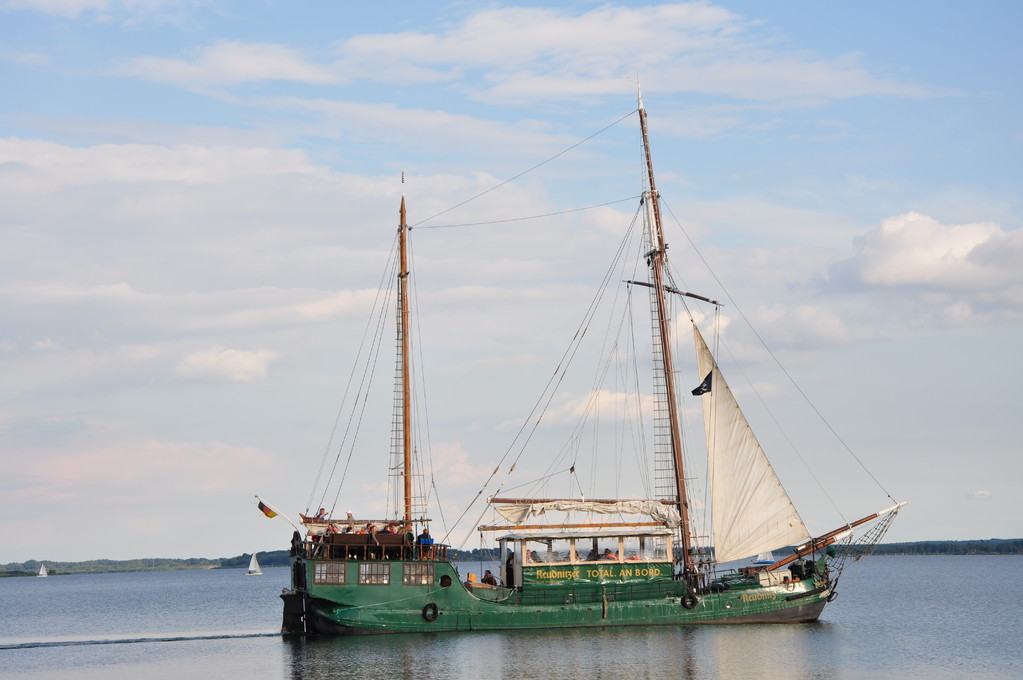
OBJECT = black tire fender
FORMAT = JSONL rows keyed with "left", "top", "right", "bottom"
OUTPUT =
{"left": 681, "top": 593, "right": 698, "bottom": 610}
{"left": 422, "top": 602, "right": 439, "bottom": 622}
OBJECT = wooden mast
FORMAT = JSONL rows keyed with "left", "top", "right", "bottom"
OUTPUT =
{"left": 638, "top": 92, "right": 695, "bottom": 575}
{"left": 398, "top": 191, "right": 413, "bottom": 526}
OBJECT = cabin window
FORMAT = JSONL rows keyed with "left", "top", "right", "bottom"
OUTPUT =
{"left": 402, "top": 562, "right": 435, "bottom": 586}
{"left": 622, "top": 537, "right": 648, "bottom": 561}
{"left": 578, "top": 537, "right": 620, "bottom": 562}
{"left": 313, "top": 561, "right": 346, "bottom": 585}
{"left": 523, "top": 538, "right": 573, "bottom": 564}
{"left": 651, "top": 536, "right": 669, "bottom": 560}
{"left": 358, "top": 562, "right": 391, "bottom": 585}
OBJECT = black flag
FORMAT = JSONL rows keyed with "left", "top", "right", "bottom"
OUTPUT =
{"left": 691, "top": 372, "right": 712, "bottom": 396}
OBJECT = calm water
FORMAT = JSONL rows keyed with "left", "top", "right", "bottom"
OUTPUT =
{"left": 1, "top": 556, "right": 1020, "bottom": 679}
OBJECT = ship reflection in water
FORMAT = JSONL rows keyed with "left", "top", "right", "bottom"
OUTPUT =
{"left": 280, "top": 622, "right": 844, "bottom": 680}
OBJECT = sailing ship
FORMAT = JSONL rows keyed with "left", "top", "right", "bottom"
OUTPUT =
{"left": 279, "top": 94, "right": 903, "bottom": 634}
{"left": 246, "top": 554, "right": 262, "bottom": 576}
{"left": 37, "top": 563, "right": 48, "bottom": 578}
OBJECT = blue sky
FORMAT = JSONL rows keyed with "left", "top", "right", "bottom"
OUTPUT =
{"left": 1, "top": 1, "right": 1020, "bottom": 562}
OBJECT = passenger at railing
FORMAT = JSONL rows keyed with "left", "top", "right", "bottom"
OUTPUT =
{"left": 601, "top": 548, "right": 617, "bottom": 560}
{"left": 528, "top": 550, "right": 541, "bottom": 563}
{"left": 585, "top": 548, "right": 600, "bottom": 561}
{"left": 626, "top": 552, "right": 640, "bottom": 561}
{"left": 482, "top": 570, "right": 497, "bottom": 586}
{"left": 315, "top": 508, "right": 328, "bottom": 520}
{"left": 417, "top": 528, "right": 434, "bottom": 558}
{"left": 378, "top": 524, "right": 394, "bottom": 534}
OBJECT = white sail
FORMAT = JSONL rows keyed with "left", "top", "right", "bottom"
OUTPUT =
{"left": 693, "top": 324, "right": 810, "bottom": 563}
{"left": 37, "top": 564, "right": 48, "bottom": 577}
{"left": 246, "top": 554, "right": 262, "bottom": 575}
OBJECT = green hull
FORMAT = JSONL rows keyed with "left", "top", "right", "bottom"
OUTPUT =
{"left": 282, "top": 556, "right": 831, "bottom": 635}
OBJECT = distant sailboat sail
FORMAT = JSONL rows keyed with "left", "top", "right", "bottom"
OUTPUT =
{"left": 246, "top": 554, "right": 262, "bottom": 576}
{"left": 37, "top": 564, "right": 48, "bottom": 577}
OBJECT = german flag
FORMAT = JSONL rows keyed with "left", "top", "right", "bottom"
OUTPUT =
{"left": 258, "top": 501, "right": 277, "bottom": 518}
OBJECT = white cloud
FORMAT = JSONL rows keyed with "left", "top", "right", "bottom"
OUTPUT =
{"left": 431, "top": 441, "right": 492, "bottom": 487}
{"left": 0, "top": 138, "right": 323, "bottom": 193}
{"left": 110, "top": 4, "right": 929, "bottom": 104}
{"left": 121, "top": 41, "right": 341, "bottom": 87}
{"left": 175, "top": 345, "right": 277, "bottom": 382}
{"left": 3, "top": 0, "right": 116, "bottom": 16}
{"left": 544, "top": 389, "right": 652, "bottom": 426}
{"left": 966, "top": 490, "right": 992, "bottom": 501}
{"left": 32, "top": 337, "right": 59, "bottom": 351}
{"left": 18, "top": 438, "right": 277, "bottom": 497}
{"left": 828, "top": 212, "right": 1023, "bottom": 321}
{"left": 847, "top": 212, "right": 1017, "bottom": 288}
{"left": 3, "top": 0, "right": 200, "bottom": 21}
{"left": 746, "top": 304, "right": 854, "bottom": 349}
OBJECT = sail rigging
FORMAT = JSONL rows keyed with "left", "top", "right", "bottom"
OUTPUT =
{"left": 638, "top": 94, "right": 695, "bottom": 575}
{"left": 693, "top": 324, "right": 810, "bottom": 563}
{"left": 278, "top": 94, "right": 904, "bottom": 636}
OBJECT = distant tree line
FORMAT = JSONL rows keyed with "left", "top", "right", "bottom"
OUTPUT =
{"left": 449, "top": 547, "right": 502, "bottom": 562}
{"left": 864, "top": 538, "right": 1023, "bottom": 555}
{"left": 216, "top": 550, "right": 291, "bottom": 568}
{"left": 3, "top": 539, "right": 1020, "bottom": 576}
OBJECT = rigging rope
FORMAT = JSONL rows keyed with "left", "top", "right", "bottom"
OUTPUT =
{"left": 409, "top": 110, "right": 638, "bottom": 229}
{"left": 306, "top": 229, "right": 402, "bottom": 514}
{"left": 659, "top": 196, "right": 900, "bottom": 505}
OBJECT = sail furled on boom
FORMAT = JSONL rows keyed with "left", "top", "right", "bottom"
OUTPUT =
{"left": 693, "top": 324, "right": 810, "bottom": 563}
{"left": 493, "top": 500, "right": 682, "bottom": 527}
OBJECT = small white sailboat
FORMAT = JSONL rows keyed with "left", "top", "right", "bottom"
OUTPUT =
{"left": 37, "top": 563, "right": 48, "bottom": 577}
{"left": 753, "top": 552, "right": 775, "bottom": 565}
{"left": 246, "top": 554, "right": 262, "bottom": 576}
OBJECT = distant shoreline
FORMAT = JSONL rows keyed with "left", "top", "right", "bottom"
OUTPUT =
{"left": 4, "top": 538, "right": 1020, "bottom": 576}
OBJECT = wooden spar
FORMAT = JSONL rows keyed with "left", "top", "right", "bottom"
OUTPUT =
{"left": 638, "top": 93, "right": 695, "bottom": 574}
{"left": 398, "top": 194, "right": 413, "bottom": 526}
{"left": 489, "top": 497, "right": 676, "bottom": 505}
{"left": 625, "top": 280, "right": 721, "bottom": 306}
{"left": 760, "top": 502, "right": 906, "bottom": 572}
{"left": 479, "top": 521, "right": 667, "bottom": 532}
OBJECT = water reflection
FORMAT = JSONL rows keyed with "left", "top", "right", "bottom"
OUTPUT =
{"left": 282, "top": 622, "right": 841, "bottom": 680}
{"left": 705, "top": 622, "right": 839, "bottom": 679}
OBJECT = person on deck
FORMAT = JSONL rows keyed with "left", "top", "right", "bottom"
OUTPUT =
{"left": 417, "top": 528, "right": 433, "bottom": 557}
{"left": 315, "top": 508, "right": 328, "bottom": 520}
{"left": 482, "top": 570, "right": 498, "bottom": 586}
{"left": 602, "top": 548, "right": 617, "bottom": 560}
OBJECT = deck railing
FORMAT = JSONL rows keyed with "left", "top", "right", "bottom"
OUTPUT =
{"left": 302, "top": 534, "right": 447, "bottom": 562}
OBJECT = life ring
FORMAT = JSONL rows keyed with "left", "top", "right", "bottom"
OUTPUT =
{"left": 422, "top": 603, "right": 439, "bottom": 622}
{"left": 681, "top": 593, "right": 699, "bottom": 610}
